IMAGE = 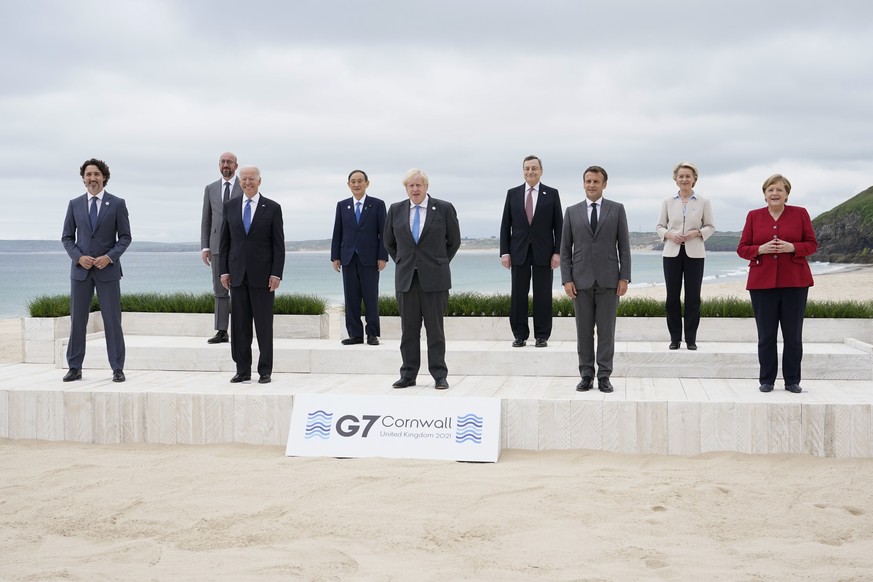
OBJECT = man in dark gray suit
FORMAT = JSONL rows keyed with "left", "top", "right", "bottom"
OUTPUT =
{"left": 560, "top": 166, "right": 631, "bottom": 393}
{"left": 61, "top": 158, "right": 132, "bottom": 383}
{"left": 384, "top": 169, "right": 461, "bottom": 390}
{"left": 200, "top": 151, "right": 242, "bottom": 344}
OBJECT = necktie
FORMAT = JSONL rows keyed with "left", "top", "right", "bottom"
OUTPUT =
{"left": 223, "top": 182, "right": 230, "bottom": 204}
{"left": 355, "top": 201, "right": 362, "bottom": 224}
{"left": 412, "top": 205, "right": 421, "bottom": 243}
{"left": 590, "top": 202, "right": 598, "bottom": 233}
{"left": 243, "top": 198, "right": 252, "bottom": 234}
{"left": 525, "top": 187, "right": 534, "bottom": 224}
{"left": 89, "top": 196, "right": 99, "bottom": 230}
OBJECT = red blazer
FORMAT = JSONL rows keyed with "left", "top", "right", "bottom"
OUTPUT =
{"left": 737, "top": 205, "right": 817, "bottom": 290}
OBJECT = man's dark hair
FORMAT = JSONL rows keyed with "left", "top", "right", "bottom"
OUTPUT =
{"left": 348, "top": 169, "right": 369, "bottom": 182}
{"left": 523, "top": 155, "right": 542, "bottom": 170}
{"left": 80, "top": 158, "right": 111, "bottom": 185}
{"left": 583, "top": 165, "right": 608, "bottom": 183}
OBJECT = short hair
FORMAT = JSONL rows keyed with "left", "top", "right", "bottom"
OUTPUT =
{"left": 239, "top": 165, "right": 261, "bottom": 178}
{"left": 348, "top": 169, "right": 369, "bottom": 182}
{"left": 672, "top": 161, "right": 699, "bottom": 186}
{"left": 523, "top": 155, "right": 542, "bottom": 170}
{"left": 402, "top": 168, "right": 429, "bottom": 187}
{"left": 583, "top": 165, "right": 608, "bottom": 183}
{"left": 762, "top": 174, "right": 791, "bottom": 195}
{"left": 80, "top": 158, "right": 110, "bottom": 185}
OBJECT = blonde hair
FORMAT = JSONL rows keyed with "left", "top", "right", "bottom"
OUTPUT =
{"left": 672, "top": 162, "right": 699, "bottom": 186}
{"left": 402, "top": 168, "right": 429, "bottom": 187}
{"left": 761, "top": 174, "right": 791, "bottom": 195}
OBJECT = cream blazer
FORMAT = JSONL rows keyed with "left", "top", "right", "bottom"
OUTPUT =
{"left": 655, "top": 194, "right": 715, "bottom": 258}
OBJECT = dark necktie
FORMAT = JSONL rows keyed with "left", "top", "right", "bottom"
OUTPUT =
{"left": 525, "top": 187, "right": 534, "bottom": 224}
{"left": 590, "top": 202, "right": 598, "bottom": 233}
{"left": 223, "top": 182, "right": 230, "bottom": 204}
{"left": 89, "top": 196, "right": 99, "bottom": 230}
{"left": 243, "top": 198, "right": 252, "bottom": 234}
{"left": 355, "top": 201, "right": 362, "bottom": 224}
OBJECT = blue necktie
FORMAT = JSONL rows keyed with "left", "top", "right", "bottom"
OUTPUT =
{"left": 89, "top": 196, "right": 98, "bottom": 230}
{"left": 355, "top": 201, "right": 361, "bottom": 224}
{"left": 243, "top": 198, "right": 252, "bottom": 234}
{"left": 412, "top": 205, "right": 421, "bottom": 243}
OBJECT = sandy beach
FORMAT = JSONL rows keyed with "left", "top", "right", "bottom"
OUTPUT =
{"left": 2, "top": 266, "right": 873, "bottom": 580}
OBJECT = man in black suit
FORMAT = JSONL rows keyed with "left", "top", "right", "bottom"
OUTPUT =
{"left": 384, "top": 169, "right": 461, "bottom": 390}
{"left": 331, "top": 169, "right": 388, "bottom": 346}
{"left": 219, "top": 166, "right": 285, "bottom": 384}
{"left": 499, "top": 155, "right": 563, "bottom": 348}
{"left": 61, "top": 158, "right": 132, "bottom": 383}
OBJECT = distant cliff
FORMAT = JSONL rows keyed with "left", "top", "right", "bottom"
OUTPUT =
{"left": 812, "top": 185, "right": 873, "bottom": 264}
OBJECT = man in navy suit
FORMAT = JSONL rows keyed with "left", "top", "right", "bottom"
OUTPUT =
{"left": 219, "top": 166, "right": 285, "bottom": 384}
{"left": 61, "top": 158, "right": 132, "bottom": 383}
{"left": 331, "top": 169, "right": 388, "bottom": 345}
{"left": 500, "top": 155, "right": 563, "bottom": 348}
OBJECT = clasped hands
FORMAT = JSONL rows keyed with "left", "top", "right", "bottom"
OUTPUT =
{"left": 563, "top": 280, "right": 628, "bottom": 299}
{"left": 667, "top": 230, "right": 700, "bottom": 244}
{"left": 78, "top": 255, "right": 111, "bottom": 270}
{"left": 757, "top": 238, "right": 795, "bottom": 255}
{"left": 221, "top": 274, "right": 281, "bottom": 292}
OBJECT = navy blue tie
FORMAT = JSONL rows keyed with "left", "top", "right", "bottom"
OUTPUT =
{"left": 89, "top": 196, "right": 98, "bottom": 230}
{"left": 243, "top": 199, "right": 252, "bottom": 234}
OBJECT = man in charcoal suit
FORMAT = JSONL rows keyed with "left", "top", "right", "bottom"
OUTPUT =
{"left": 61, "top": 158, "right": 132, "bottom": 383}
{"left": 219, "top": 166, "right": 285, "bottom": 384}
{"left": 560, "top": 165, "right": 631, "bottom": 394}
{"left": 384, "top": 169, "right": 461, "bottom": 390}
{"left": 331, "top": 169, "right": 388, "bottom": 345}
{"left": 200, "top": 151, "right": 243, "bottom": 344}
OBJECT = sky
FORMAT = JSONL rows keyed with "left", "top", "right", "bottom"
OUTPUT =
{"left": 3, "top": 0, "right": 872, "bottom": 242}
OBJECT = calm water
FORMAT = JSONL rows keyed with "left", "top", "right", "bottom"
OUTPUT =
{"left": 0, "top": 249, "right": 843, "bottom": 319}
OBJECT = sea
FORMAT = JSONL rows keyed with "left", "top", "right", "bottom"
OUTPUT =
{"left": 0, "top": 249, "right": 849, "bottom": 319}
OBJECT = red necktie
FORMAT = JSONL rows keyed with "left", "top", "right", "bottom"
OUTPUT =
{"left": 525, "top": 187, "right": 534, "bottom": 224}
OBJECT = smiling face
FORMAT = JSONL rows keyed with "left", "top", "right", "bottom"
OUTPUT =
{"left": 523, "top": 158, "right": 542, "bottom": 188}
{"left": 347, "top": 171, "right": 369, "bottom": 200}
{"left": 674, "top": 167, "right": 696, "bottom": 192}
{"left": 239, "top": 166, "right": 261, "bottom": 198}
{"left": 82, "top": 165, "right": 105, "bottom": 196}
{"left": 583, "top": 170, "right": 607, "bottom": 202}
{"left": 764, "top": 180, "right": 789, "bottom": 211}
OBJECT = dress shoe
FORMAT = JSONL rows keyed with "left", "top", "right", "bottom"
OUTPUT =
{"left": 207, "top": 330, "right": 229, "bottom": 344}
{"left": 367, "top": 336, "right": 380, "bottom": 346}
{"left": 341, "top": 337, "right": 364, "bottom": 345}
{"left": 258, "top": 375, "right": 271, "bottom": 384}
{"left": 434, "top": 378, "right": 449, "bottom": 390}
{"left": 535, "top": 338, "right": 548, "bottom": 348}
{"left": 512, "top": 338, "right": 526, "bottom": 348}
{"left": 230, "top": 373, "right": 252, "bottom": 383}
{"left": 686, "top": 343, "right": 698, "bottom": 351}
{"left": 576, "top": 376, "right": 594, "bottom": 391}
{"left": 669, "top": 341, "right": 680, "bottom": 350}
{"left": 63, "top": 368, "right": 82, "bottom": 382}
{"left": 112, "top": 369, "right": 125, "bottom": 383}
{"left": 598, "top": 377, "right": 614, "bottom": 393}
{"left": 392, "top": 377, "right": 416, "bottom": 388}
{"left": 759, "top": 383, "right": 774, "bottom": 392}
{"left": 785, "top": 384, "right": 803, "bottom": 394}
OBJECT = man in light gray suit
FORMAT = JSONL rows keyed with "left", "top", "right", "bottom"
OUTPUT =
{"left": 560, "top": 165, "right": 631, "bottom": 393}
{"left": 384, "top": 169, "right": 461, "bottom": 390}
{"left": 200, "top": 152, "right": 243, "bottom": 343}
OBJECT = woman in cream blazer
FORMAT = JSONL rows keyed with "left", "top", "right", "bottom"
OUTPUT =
{"left": 655, "top": 162, "right": 715, "bottom": 350}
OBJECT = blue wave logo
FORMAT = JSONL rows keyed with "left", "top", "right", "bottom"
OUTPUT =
{"left": 455, "top": 413, "right": 483, "bottom": 444}
{"left": 304, "top": 410, "right": 333, "bottom": 440}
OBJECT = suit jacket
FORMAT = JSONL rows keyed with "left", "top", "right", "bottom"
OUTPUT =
{"left": 330, "top": 196, "right": 389, "bottom": 266}
{"left": 384, "top": 197, "right": 461, "bottom": 293}
{"left": 560, "top": 198, "right": 631, "bottom": 289}
{"left": 656, "top": 194, "right": 715, "bottom": 258}
{"left": 218, "top": 194, "right": 285, "bottom": 288}
{"left": 61, "top": 192, "right": 132, "bottom": 282}
{"left": 737, "top": 205, "right": 817, "bottom": 290}
{"left": 499, "top": 183, "right": 563, "bottom": 265}
{"left": 201, "top": 177, "right": 243, "bottom": 252}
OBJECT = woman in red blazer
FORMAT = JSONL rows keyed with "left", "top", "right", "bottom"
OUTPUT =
{"left": 737, "top": 174, "right": 817, "bottom": 394}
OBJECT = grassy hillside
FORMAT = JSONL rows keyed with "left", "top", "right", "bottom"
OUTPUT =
{"left": 812, "top": 185, "right": 873, "bottom": 263}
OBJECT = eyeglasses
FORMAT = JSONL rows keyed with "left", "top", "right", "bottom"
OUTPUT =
{"left": 219, "top": 159, "right": 237, "bottom": 166}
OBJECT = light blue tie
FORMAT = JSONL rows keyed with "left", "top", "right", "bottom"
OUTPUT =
{"left": 412, "top": 205, "right": 421, "bottom": 243}
{"left": 243, "top": 198, "right": 252, "bottom": 234}
{"left": 355, "top": 201, "right": 361, "bottom": 224}
{"left": 89, "top": 196, "right": 98, "bottom": 230}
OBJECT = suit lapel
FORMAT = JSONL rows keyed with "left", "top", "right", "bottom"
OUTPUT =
{"left": 93, "top": 193, "right": 112, "bottom": 231}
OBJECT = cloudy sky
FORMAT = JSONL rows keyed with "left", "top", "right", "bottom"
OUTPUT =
{"left": 3, "top": 0, "right": 872, "bottom": 242}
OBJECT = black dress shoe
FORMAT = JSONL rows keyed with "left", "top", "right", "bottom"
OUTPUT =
{"left": 367, "top": 336, "right": 380, "bottom": 346}
{"left": 434, "top": 378, "right": 449, "bottom": 390}
{"left": 258, "top": 375, "right": 271, "bottom": 384}
{"left": 576, "top": 376, "right": 594, "bottom": 391}
{"left": 341, "top": 337, "right": 364, "bottom": 345}
{"left": 512, "top": 338, "right": 526, "bottom": 348}
{"left": 230, "top": 373, "right": 252, "bottom": 383}
{"left": 112, "top": 369, "right": 125, "bottom": 383}
{"left": 669, "top": 341, "right": 680, "bottom": 350}
{"left": 598, "top": 377, "right": 614, "bottom": 393}
{"left": 63, "top": 368, "right": 82, "bottom": 382}
{"left": 535, "top": 338, "right": 548, "bottom": 348}
{"left": 392, "top": 377, "right": 416, "bottom": 388}
{"left": 785, "top": 384, "right": 802, "bottom": 393}
{"left": 207, "top": 330, "right": 229, "bottom": 344}
{"left": 759, "top": 383, "right": 774, "bottom": 392}
{"left": 686, "top": 343, "right": 698, "bottom": 351}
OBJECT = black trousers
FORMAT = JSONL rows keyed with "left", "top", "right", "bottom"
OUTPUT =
{"left": 230, "top": 278, "right": 275, "bottom": 377}
{"left": 509, "top": 246, "right": 553, "bottom": 341}
{"left": 342, "top": 253, "right": 381, "bottom": 338}
{"left": 749, "top": 287, "right": 808, "bottom": 385}
{"left": 397, "top": 272, "right": 449, "bottom": 380}
{"left": 663, "top": 246, "right": 704, "bottom": 343}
